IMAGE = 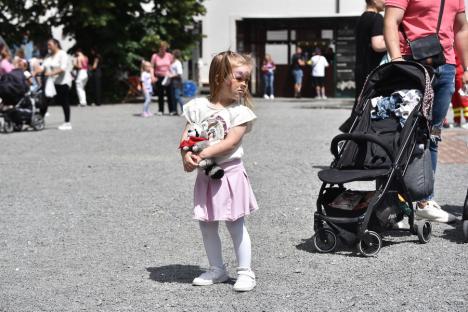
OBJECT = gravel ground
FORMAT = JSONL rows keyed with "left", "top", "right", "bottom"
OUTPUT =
{"left": 0, "top": 99, "right": 467, "bottom": 312}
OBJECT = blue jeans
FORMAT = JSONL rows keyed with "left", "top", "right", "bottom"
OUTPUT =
{"left": 263, "top": 72, "right": 274, "bottom": 96}
{"left": 173, "top": 85, "right": 184, "bottom": 112}
{"left": 430, "top": 64, "right": 456, "bottom": 172}
{"left": 143, "top": 91, "right": 152, "bottom": 113}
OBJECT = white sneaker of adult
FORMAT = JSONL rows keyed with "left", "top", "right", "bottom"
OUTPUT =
{"left": 233, "top": 268, "right": 256, "bottom": 292}
{"left": 415, "top": 200, "right": 457, "bottom": 223}
{"left": 57, "top": 122, "right": 72, "bottom": 131}
{"left": 264, "top": 94, "right": 270, "bottom": 99}
{"left": 461, "top": 123, "right": 468, "bottom": 129}
{"left": 270, "top": 95, "right": 274, "bottom": 100}
{"left": 322, "top": 95, "right": 327, "bottom": 99}
{"left": 192, "top": 265, "right": 229, "bottom": 286}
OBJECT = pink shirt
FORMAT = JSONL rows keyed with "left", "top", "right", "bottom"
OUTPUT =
{"left": 0, "top": 58, "right": 14, "bottom": 75}
{"left": 151, "top": 52, "right": 173, "bottom": 77}
{"left": 385, "top": 0, "right": 465, "bottom": 64}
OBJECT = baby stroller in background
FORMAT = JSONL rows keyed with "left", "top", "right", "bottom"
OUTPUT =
{"left": 313, "top": 61, "right": 434, "bottom": 256}
{"left": 0, "top": 68, "right": 45, "bottom": 133}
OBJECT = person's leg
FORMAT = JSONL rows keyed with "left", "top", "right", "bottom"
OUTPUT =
{"left": 315, "top": 84, "right": 321, "bottom": 98}
{"left": 156, "top": 77, "right": 164, "bottom": 114}
{"left": 166, "top": 82, "right": 176, "bottom": 114}
{"left": 143, "top": 91, "right": 151, "bottom": 114}
{"left": 430, "top": 64, "right": 456, "bottom": 173}
{"left": 55, "top": 84, "right": 71, "bottom": 123}
{"left": 225, "top": 217, "right": 251, "bottom": 268}
{"left": 226, "top": 217, "right": 256, "bottom": 291}
{"left": 75, "top": 71, "right": 87, "bottom": 106}
{"left": 95, "top": 70, "right": 102, "bottom": 106}
{"left": 263, "top": 74, "right": 268, "bottom": 97}
{"left": 270, "top": 73, "right": 274, "bottom": 97}
{"left": 321, "top": 85, "right": 326, "bottom": 98}
{"left": 198, "top": 221, "right": 224, "bottom": 268}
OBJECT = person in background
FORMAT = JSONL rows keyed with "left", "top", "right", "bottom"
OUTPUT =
{"left": 291, "top": 47, "right": 305, "bottom": 98}
{"left": 309, "top": 48, "right": 329, "bottom": 99}
{"left": 151, "top": 41, "right": 176, "bottom": 115}
{"left": 340, "top": 0, "right": 386, "bottom": 132}
{"left": 40, "top": 38, "right": 73, "bottom": 130}
{"left": 0, "top": 43, "right": 14, "bottom": 75}
{"left": 384, "top": 0, "right": 468, "bottom": 222}
{"left": 73, "top": 49, "right": 89, "bottom": 107}
{"left": 450, "top": 53, "right": 468, "bottom": 128}
{"left": 261, "top": 54, "right": 276, "bottom": 100}
{"left": 88, "top": 48, "right": 102, "bottom": 106}
{"left": 140, "top": 60, "right": 154, "bottom": 117}
{"left": 170, "top": 49, "right": 184, "bottom": 114}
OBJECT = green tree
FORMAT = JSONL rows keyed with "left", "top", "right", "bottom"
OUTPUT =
{"left": 0, "top": 0, "right": 206, "bottom": 100}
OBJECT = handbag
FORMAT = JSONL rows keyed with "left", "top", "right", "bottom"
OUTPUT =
{"left": 403, "top": 142, "right": 434, "bottom": 201}
{"left": 401, "top": 0, "right": 446, "bottom": 67}
{"left": 44, "top": 78, "right": 56, "bottom": 98}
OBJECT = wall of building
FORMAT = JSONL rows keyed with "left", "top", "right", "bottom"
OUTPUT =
{"left": 198, "top": 0, "right": 365, "bottom": 84}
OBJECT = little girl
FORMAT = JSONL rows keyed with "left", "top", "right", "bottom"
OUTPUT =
{"left": 140, "top": 61, "right": 154, "bottom": 117}
{"left": 180, "top": 51, "right": 258, "bottom": 292}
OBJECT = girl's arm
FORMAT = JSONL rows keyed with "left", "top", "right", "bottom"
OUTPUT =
{"left": 180, "top": 123, "right": 199, "bottom": 172}
{"left": 198, "top": 124, "right": 247, "bottom": 159}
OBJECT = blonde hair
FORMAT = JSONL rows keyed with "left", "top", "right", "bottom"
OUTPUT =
{"left": 141, "top": 60, "right": 151, "bottom": 72}
{"left": 208, "top": 50, "right": 253, "bottom": 109}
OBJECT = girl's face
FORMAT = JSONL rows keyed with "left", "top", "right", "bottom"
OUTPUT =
{"left": 226, "top": 65, "right": 251, "bottom": 100}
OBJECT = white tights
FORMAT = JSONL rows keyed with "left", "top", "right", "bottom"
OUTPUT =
{"left": 198, "top": 217, "right": 251, "bottom": 269}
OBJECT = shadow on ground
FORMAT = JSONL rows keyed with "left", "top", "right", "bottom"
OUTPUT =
{"left": 146, "top": 265, "right": 204, "bottom": 283}
{"left": 439, "top": 205, "right": 466, "bottom": 244}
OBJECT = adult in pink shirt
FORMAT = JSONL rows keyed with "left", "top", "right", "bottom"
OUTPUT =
{"left": 151, "top": 41, "right": 176, "bottom": 115}
{"left": 0, "top": 44, "right": 14, "bottom": 75}
{"left": 384, "top": 0, "right": 468, "bottom": 222}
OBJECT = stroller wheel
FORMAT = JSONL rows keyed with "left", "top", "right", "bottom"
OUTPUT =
{"left": 463, "top": 221, "right": 468, "bottom": 243}
{"left": 31, "top": 115, "right": 45, "bottom": 131}
{"left": 415, "top": 221, "right": 432, "bottom": 244}
{"left": 3, "top": 120, "right": 14, "bottom": 133}
{"left": 357, "top": 231, "right": 381, "bottom": 257}
{"left": 313, "top": 229, "right": 337, "bottom": 253}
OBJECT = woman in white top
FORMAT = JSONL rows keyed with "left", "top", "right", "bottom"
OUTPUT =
{"left": 40, "top": 38, "right": 73, "bottom": 130}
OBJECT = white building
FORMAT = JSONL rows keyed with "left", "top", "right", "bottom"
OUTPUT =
{"left": 198, "top": 0, "right": 468, "bottom": 97}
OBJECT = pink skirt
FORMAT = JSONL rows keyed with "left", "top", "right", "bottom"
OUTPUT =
{"left": 193, "top": 159, "right": 258, "bottom": 222}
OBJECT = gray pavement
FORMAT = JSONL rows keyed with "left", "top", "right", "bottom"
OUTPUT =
{"left": 0, "top": 99, "right": 467, "bottom": 312}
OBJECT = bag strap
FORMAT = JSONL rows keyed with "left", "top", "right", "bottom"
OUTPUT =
{"left": 400, "top": 0, "right": 445, "bottom": 41}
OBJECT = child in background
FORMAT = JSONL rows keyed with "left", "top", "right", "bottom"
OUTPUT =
{"left": 180, "top": 51, "right": 258, "bottom": 292}
{"left": 140, "top": 61, "right": 154, "bottom": 117}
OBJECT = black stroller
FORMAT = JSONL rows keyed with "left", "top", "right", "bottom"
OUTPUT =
{"left": 313, "top": 61, "right": 435, "bottom": 256}
{"left": 0, "top": 69, "right": 45, "bottom": 133}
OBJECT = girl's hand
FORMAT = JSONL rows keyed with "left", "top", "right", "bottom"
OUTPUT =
{"left": 182, "top": 151, "right": 199, "bottom": 172}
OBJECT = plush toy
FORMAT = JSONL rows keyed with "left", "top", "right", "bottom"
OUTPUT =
{"left": 179, "top": 122, "right": 224, "bottom": 179}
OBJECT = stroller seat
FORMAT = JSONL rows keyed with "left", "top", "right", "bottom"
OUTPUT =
{"left": 318, "top": 168, "right": 388, "bottom": 184}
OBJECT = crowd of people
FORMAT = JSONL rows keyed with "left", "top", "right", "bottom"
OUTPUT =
{"left": 0, "top": 38, "right": 102, "bottom": 130}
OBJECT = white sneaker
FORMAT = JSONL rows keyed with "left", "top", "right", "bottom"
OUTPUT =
{"left": 57, "top": 122, "right": 72, "bottom": 131}
{"left": 264, "top": 94, "right": 270, "bottom": 99}
{"left": 270, "top": 95, "right": 274, "bottom": 100}
{"left": 415, "top": 200, "right": 457, "bottom": 223}
{"left": 461, "top": 123, "right": 468, "bottom": 129}
{"left": 192, "top": 265, "right": 229, "bottom": 286}
{"left": 322, "top": 95, "right": 327, "bottom": 99}
{"left": 233, "top": 268, "right": 256, "bottom": 292}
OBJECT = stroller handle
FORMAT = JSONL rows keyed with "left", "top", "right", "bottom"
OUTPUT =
{"left": 330, "top": 133, "right": 395, "bottom": 164}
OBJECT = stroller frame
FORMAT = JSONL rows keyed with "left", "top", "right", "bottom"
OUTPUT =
{"left": 313, "top": 62, "right": 433, "bottom": 256}
{"left": 1, "top": 88, "right": 45, "bottom": 133}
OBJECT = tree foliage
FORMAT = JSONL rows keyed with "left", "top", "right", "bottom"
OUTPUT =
{"left": 0, "top": 0, "right": 206, "bottom": 99}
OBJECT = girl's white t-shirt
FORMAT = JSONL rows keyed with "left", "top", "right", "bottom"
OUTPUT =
{"left": 183, "top": 97, "right": 256, "bottom": 164}
{"left": 42, "top": 50, "right": 72, "bottom": 86}
{"left": 310, "top": 55, "right": 329, "bottom": 77}
{"left": 140, "top": 71, "right": 153, "bottom": 93}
